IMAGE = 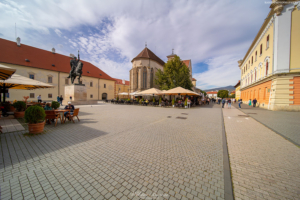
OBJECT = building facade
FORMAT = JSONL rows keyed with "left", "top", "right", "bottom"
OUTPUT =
{"left": 234, "top": 81, "right": 241, "bottom": 101}
{"left": 207, "top": 91, "right": 218, "bottom": 99}
{"left": 0, "top": 38, "right": 116, "bottom": 102}
{"left": 114, "top": 78, "right": 130, "bottom": 99}
{"left": 129, "top": 47, "right": 195, "bottom": 93}
{"left": 238, "top": 0, "right": 300, "bottom": 111}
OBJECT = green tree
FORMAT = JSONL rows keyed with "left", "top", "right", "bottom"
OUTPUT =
{"left": 217, "top": 90, "right": 229, "bottom": 98}
{"left": 155, "top": 55, "right": 193, "bottom": 90}
{"left": 229, "top": 94, "right": 235, "bottom": 98}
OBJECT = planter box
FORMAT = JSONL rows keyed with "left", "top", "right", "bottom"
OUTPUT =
{"left": 14, "top": 111, "right": 25, "bottom": 118}
{"left": 28, "top": 122, "right": 45, "bottom": 134}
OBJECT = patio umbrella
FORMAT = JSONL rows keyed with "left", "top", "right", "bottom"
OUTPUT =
{"left": 136, "top": 88, "right": 163, "bottom": 95}
{"left": 0, "top": 64, "right": 16, "bottom": 80}
{"left": 118, "top": 92, "right": 129, "bottom": 95}
{"left": 163, "top": 86, "right": 200, "bottom": 96}
{"left": 0, "top": 74, "right": 54, "bottom": 102}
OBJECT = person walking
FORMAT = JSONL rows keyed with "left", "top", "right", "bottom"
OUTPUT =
{"left": 57, "top": 95, "right": 60, "bottom": 103}
{"left": 238, "top": 99, "right": 242, "bottom": 108}
{"left": 248, "top": 99, "right": 252, "bottom": 106}
{"left": 59, "top": 95, "right": 63, "bottom": 106}
{"left": 218, "top": 99, "right": 221, "bottom": 104}
{"left": 253, "top": 98, "right": 257, "bottom": 107}
{"left": 222, "top": 98, "right": 225, "bottom": 108}
{"left": 228, "top": 99, "right": 231, "bottom": 109}
{"left": 37, "top": 95, "right": 42, "bottom": 103}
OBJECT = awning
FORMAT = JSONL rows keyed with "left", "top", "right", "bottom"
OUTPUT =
{"left": 0, "top": 64, "right": 16, "bottom": 80}
{"left": 0, "top": 74, "right": 54, "bottom": 90}
{"left": 162, "top": 87, "right": 200, "bottom": 96}
{"left": 118, "top": 92, "right": 129, "bottom": 95}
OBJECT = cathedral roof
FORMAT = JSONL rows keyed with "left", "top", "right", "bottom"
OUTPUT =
{"left": 131, "top": 47, "right": 165, "bottom": 66}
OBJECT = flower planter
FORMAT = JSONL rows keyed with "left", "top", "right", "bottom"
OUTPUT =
{"left": 28, "top": 122, "right": 45, "bottom": 134}
{"left": 10, "top": 105, "right": 16, "bottom": 112}
{"left": 14, "top": 111, "right": 25, "bottom": 118}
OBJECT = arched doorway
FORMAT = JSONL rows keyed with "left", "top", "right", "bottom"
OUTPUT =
{"left": 102, "top": 93, "right": 107, "bottom": 100}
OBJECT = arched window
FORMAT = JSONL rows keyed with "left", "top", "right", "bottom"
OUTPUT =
{"left": 266, "top": 62, "right": 269, "bottom": 76}
{"left": 251, "top": 74, "right": 253, "bottom": 83}
{"left": 143, "top": 67, "right": 147, "bottom": 89}
{"left": 150, "top": 68, "right": 154, "bottom": 88}
{"left": 255, "top": 70, "right": 257, "bottom": 81}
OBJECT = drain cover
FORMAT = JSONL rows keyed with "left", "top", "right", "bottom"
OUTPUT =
{"left": 176, "top": 117, "right": 187, "bottom": 119}
{"left": 181, "top": 113, "right": 188, "bottom": 115}
{"left": 167, "top": 116, "right": 171, "bottom": 118}
{"left": 238, "top": 115, "right": 249, "bottom": 117}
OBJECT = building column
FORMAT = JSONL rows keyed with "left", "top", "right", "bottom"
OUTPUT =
{"left": 147, "top": 67, "right": 151, "bottom": 89}
{"left": 138, "top": 68, "right": 142, "bottom": 91}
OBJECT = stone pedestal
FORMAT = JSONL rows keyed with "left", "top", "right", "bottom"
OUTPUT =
{"left": 63, "top": 85, "right": 98, "bottom": 105}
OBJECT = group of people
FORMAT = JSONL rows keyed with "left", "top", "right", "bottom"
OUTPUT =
{"left": 57, "top": 95, "right": 64, "bottom": 106}
{"left": 237, "top": 98, "right": 257, "bottom": 108}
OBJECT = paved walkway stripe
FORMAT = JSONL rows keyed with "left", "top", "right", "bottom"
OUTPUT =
{"left": 221, "top": 108, "right": 234, "bottom": 200}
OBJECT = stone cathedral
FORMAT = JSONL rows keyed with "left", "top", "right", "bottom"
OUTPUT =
{"left": 129, "top": 47, "right": 195, "bottom": 93}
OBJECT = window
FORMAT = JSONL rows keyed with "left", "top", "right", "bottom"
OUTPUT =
{"left": 251, "top": 74, "right": 253, "bottom": 83}
{"left": 6, "top": 93, "right": 9, "bottom": 98}
{"left": 246, "top": 64, "right": 247, "bottom": 70}
{"left": 48, "top": 94, "right": 52, "bottom": 98}
{"left": 255, "top": 70, "right": 256, "bottom": 81}
{"left": 266, "top": 35, "right": 269, "bottom": 49}
{"left": 29, "top": 74, "right": 34, "bottom": 79}
{"left": 150, "top": 68, "right": 154, "bottom": 88}
{"left": 90, "top": 82, "right": 93, "bottom": 87}
{"left": 251, "top": 56, "right": 253, "bottom": 65}
{"left": 48, "top": 76, "right": 52, "bottom": 83}
{"left": 30, "top": 93, "right": 35, "bottom": 98}
{"left": 104, "top": 84, "right": 106, "bottom": 88}
{"left": 260, "top": 44, "right": 263, "bottom": 55}
{"left": 90, "top": 94, "right": 93, "bottom": 98}
{"left": 255, "top": 51, "right": 257, "bottom": 61}
{"left": 136, "top": 69, "right": 139, "bottom": 88}
{"left": 266, "top": 62, "right": 269, "bottom": 76}
{"left": 143, "top": 68, "right": 147, "bottom": 89}
{"left": 65, "top": 78, "right": 69, "bottom": 85}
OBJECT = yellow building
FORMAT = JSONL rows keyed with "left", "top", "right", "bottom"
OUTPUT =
{"left": 0, "top": 38, "right": 116, "bottom": 102}
{"left": 114, "top": 78, "right": 130, "bottom": 99}
{"left": 234, "top": 81, "right": 241, "bottom": 101}
{"left": 238, "top": 0, "right": 300, "bottom": 111}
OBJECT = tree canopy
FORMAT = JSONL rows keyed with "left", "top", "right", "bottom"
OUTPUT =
{"left": 155, "top": 55, "right": 193, "bottom": 90}
{"left": 217, "top": 90, "right": 229, "bottom": 98}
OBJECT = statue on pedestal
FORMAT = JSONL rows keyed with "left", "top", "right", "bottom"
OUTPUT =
{"left": 68, "top": 50, "right": 83, "bottom": 85}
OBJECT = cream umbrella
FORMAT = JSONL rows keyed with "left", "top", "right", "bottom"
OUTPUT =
{"left": 0, "top": 74, "right": 54, "bottom": 102}
{"left": 118, "top": 92, "right": 129, "bottom": 95}
{"left": 136, "top": 88, "right": 163, "bottom": 95}
{"left": 163, "top": 87, "right": 200, "bottom": 96}
{"left": 0, "top": 64, "right": 16, "bottom": 80}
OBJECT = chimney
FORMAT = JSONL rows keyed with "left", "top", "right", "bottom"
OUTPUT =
{"left": 52, "top": 48, "right": 56, "bottom": 54}
{"left": 16, "top": 37, "right": 21, "bottom": 46}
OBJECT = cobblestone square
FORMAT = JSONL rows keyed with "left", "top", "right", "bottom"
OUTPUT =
{"left": 0, "top": 104, "right": 225, "bottom": 199}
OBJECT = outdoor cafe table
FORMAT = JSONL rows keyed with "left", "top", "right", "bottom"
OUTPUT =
{"left": 54, "top": 109, "right": 70, "bottom": 123}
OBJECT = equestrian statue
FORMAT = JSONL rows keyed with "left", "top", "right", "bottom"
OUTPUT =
{"left": 68, "top": 50, "right": 83, "bottom": 84}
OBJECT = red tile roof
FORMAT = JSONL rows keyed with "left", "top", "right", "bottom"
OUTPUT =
{"left": 192, "top": 78, "right": 196, "bottom": 81}
{"left": 0, "top": 38, "right": 115, "bottom": 81}
{"left": 207, "top": 91, "right": 218, "bottom": 94}
{"left": 114, "top": 78, "right": 130, "bottom": 85}
{"left": 131, "top": 47, "right": 165, "bottom": 66}
{"left": 182, "top": 60, "right": 190, "bottom": 68}
{"left": 234, "top": 80, "right": 240, "bottom": 88}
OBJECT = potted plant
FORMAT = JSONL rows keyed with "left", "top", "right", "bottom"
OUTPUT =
{"left": 51, "top": 101, "right": 60, "bottom": 110}
{"left": 184, "top": 98, "right": 188, "bottom": 108}
{"left": 172, "top": 98, "right": 175, "bottom": 107}
{"left": 25, "top": 105, "right": 46, "bottom": 134}
{"left": 13, "top": 101, "right": 26, "bottom": 118}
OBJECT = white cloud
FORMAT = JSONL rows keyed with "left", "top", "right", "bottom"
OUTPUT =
{"left": 0, "top": 0, "right": 270, "bottom": 85}
{"left": 193, "top": 55, "right": 241, "bottom": 89}
{"left": 54, "top": 29, "right": 62, "bottom": 37}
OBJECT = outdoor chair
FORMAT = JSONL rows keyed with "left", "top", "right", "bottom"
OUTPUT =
{"left": 45, "top": 110, "right": 62, "bottom": 127}
{"left": 66, "top": 108, "right": 80, "bottom": 123}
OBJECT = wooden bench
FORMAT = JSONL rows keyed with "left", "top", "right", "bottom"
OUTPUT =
{"left": 45, "top": 110, "right": 61, "bottom": 126}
